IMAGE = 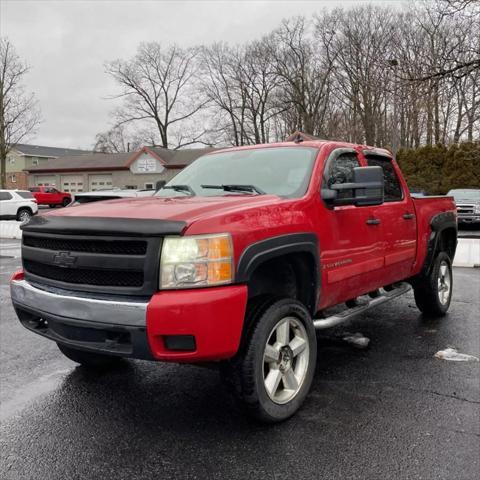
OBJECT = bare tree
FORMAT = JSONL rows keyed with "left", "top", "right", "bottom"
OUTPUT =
{"left": 0, "top": 38, "right": 41, "bottom": 188}
{"left": 93, "top": 125, "right": 144, "bottom": 153}
{"left": 201, "top": 43, "right": 248, "bottom": 146}
{"left": 270, "top": 17, "right": 336, "bottom": 138}
{"left": 106, "top": 42, "right": 209, "bottom": 149}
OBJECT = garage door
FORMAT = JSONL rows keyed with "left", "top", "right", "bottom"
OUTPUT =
{"left": 89, "top": 174, "right": 113, "bottom": 191}
{"left": 35, "top": 175, "right": 56, "bottom": 187}
{"left": 61, "top": 175, "right": 84, "bottom": 193}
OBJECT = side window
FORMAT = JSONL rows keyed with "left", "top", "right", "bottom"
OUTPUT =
{"left": 365, "top": 156, "right": 403, "bottom": 202}
{"left": 325, "top": 152, "right": 360, "bottom": 200}
{"left": 0, "top": 192, "right": 13, "bottom": 201}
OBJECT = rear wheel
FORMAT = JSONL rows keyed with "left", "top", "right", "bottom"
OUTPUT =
{"left": 16, "top": 208, "right": 32, "bottom": 224}
{"left": 413, "top": 252, "right": 453, "bottom": 316}
{"left": 222, "top": 298, "right": 317, "bottom": 423}
{"left": 57, "top": 343, "right": 124, "bottom": 369}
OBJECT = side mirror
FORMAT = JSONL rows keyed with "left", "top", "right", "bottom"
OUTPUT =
{"left": 352, "top": 166, "right": 384, "bottom": 206}
{"left": 322, "top": 166, "right": 384, "bottom": 207}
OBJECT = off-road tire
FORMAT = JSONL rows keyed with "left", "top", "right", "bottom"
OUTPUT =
{"left": 413, "top": 252, "right": 453, "bottom": 317}
{"left": 57, "top": 343, "right": 124, "bottom": 369}
{"left": 221, "top": 298, "right": 317, "bottom": 423}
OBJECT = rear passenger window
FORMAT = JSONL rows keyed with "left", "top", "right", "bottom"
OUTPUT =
{"left": 325, "top": 151, "right": 360, "bottom": 200}
{"left": 366, "top": 156, "right": 403, "bottom": 202}
{"left": 17, "top": 191, "right": 34, "bottom": 199}
{"left": 0, "top": 192, "right": 13, "bottom": 201}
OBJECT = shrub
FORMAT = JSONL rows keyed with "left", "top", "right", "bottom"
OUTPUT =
{"left": 397, "top": 142, "right": 480, "bottom": 195}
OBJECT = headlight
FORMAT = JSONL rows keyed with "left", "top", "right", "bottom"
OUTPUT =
{"left": 474, "top": 204, "right": 480, "bottom": 214}
{"left": 160, "top": 234, "right": 233, "bottom": 289}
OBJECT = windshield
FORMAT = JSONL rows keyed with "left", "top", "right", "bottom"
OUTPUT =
{"left": 448, "top": 189, "right": 480, "bottom": 201}
{"left": 155, "top": 147, "right": 318, "bottom": 198}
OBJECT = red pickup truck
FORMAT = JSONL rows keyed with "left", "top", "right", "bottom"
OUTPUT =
{"left": 12, "top": 140, "right": 457, "bottom": 422}
{"left": 29, "top": 186, "right": 72, "bottom": 207}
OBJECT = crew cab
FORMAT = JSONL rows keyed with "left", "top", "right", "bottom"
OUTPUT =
{"left": 11, "top": 140, "right": 457, "bottom": 422}
{"left": 29, "top": 186, "right": 72, "bottom": 207}
{"left": 0, "top": 189, "right": 38, "bottom": 223}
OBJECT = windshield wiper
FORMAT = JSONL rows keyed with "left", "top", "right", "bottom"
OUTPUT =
{"left": 201, "top": 184, "right": 265, "bottom": 195}
{"left": 162, "top": 185, "right": 196, "bottom": 196}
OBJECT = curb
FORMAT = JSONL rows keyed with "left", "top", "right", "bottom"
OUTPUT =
{"left": 0, "top": 221, "right": 22, "bottom": 239}
{"left": 453, "top": 238, "right": 480, "bottom": 268}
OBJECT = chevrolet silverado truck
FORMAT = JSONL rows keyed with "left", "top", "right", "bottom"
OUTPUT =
{"left": 447, "top": 188, "right": 480, "bottom": 225}
{"left": 11, "top": 140, "right": 457, "bottom": 422}
{"left": 29, "top": 186, "right": 72, "bottom": 207}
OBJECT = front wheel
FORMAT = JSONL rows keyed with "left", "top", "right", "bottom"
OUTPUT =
{"left": 16, "top": 208, "right": 32, "bottom": 224}
{"left": 222, "top": 298, "right": 317, "bottom": 423}
{"left": 413, "top": 252, "right": 453, "bottom": 316}
{"left": 62, "top": 197, "right": 71, "bottom": 207}
{"left": 57, "top": 343, "right": 124, "bottom": 370}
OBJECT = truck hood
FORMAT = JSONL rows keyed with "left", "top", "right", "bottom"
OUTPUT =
{"left": 46, "top": 194, "right": 284, "bottom": 225}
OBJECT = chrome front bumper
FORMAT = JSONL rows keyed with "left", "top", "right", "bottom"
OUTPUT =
{"left": 10, "top": 279, "right": 148, "bottom": 327}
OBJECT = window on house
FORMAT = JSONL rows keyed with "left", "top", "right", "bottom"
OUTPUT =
{"left": 32, "top": 158, "right": 39, "bottom": 166}
{"left": 144, "top": 183, "right": 154, "bottom": 190}
{"left": 9, "top": 157, "right": 15, "bottom": 165}
{"left": 125, "top": 185, "right": 138, "bottom": 190}
{"left": 365, "top": 155, "right": 403, "bottom": 202}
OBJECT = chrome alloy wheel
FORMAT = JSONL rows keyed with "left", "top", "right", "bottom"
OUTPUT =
{"left": 18, "top": 210, "right": 31, "bottom": 224}
{"left": 437, "top": 260, "right": 451, "bottom": 305}
{"left": 263, "top": 316, "right": 310, "bottom": 404}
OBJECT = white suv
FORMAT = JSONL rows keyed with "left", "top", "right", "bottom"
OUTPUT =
{"left": 0, "top": 189, "right": 39, "bottom": 223}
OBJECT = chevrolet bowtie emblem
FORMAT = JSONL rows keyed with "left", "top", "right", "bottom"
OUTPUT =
{"left": 53, "top": 251, "right": 77, "bottom": 268}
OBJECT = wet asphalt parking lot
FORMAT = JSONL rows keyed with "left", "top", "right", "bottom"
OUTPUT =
{"left": 0, "top": 239, "right": 479, "bottom": 480}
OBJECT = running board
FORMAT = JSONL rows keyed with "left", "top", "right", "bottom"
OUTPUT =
{"left": 313, "top": 282, "right": 411, "bottom": 330}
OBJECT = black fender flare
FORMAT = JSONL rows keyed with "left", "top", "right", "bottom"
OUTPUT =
{"left": 421, "top": 211, "right": 457, "bottom": 277}
{"left": 236, "top": 233, "right": 320, "bottom": 312}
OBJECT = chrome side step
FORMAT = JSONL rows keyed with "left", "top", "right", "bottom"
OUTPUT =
{"left": 313, "top": 282, "right": 411, "bottom": 330}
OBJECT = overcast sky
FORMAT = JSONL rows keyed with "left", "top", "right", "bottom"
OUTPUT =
{"left": 1, "top": 0, "right": 402, "bottom": 150}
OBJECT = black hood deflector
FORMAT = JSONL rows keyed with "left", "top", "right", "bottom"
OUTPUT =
{"left": 21, "top": 215, "right": 186, "bottom": 237}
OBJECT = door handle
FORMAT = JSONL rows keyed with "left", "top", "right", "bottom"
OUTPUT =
{"left": 403, "top": 213, "right": 415, "bottom": 220}
{"left": 366, "top": 218, "right": 381, "bottom": 225}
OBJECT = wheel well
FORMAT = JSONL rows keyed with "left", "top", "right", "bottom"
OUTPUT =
{"left": 17, "top": 206, "right": 32, "bottom": 214}
{"left": 246, "top": 253, "right": 317, "bottom": 314}
{"left": 438, "top": 227, "right": 457, "bottom": 260}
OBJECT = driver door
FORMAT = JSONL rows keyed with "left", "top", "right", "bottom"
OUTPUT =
{"left": 318, "top": 148, "right": 385, "bottom": 309}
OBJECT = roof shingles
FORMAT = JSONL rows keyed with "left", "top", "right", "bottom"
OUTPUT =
{"left": 13, "top": 144, "right": 91, "bottom": 158}
{"left": 25, "top": 147, "right": 215, "bottom": 173}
